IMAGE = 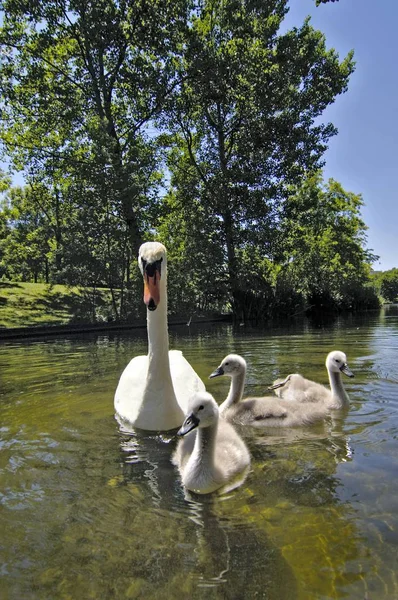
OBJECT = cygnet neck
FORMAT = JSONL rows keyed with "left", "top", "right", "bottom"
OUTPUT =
{"left": 219, "top": 368, "right": 246, "bottom": 413}
{"left": 193, "top": 421, "right": 218, "bottom": 468}
{"left": 328, "top": 370, "right": 349, "bottom": 408}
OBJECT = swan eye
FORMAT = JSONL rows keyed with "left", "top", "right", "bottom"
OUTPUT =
{"left": 225, "top": 362, "right": 229, "bottom": 366}
{"left": 335, "top": 359, "right": 341, "bottom": 363}
{"left": 198, "top": 405, "right": 204, "bottom": 411}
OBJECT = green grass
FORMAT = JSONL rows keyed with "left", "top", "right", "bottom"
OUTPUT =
{"left": 0, "top": 281, "right": 114, "bottom": 329}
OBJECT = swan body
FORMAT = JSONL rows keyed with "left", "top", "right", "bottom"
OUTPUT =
{"left": 268, "top": 351, "right": 354, "bottom": 410}
{"left": 172, "top": 391, "right": 251, "bottom": 494}
{"left": 209, "top": 354, "right": 329, "bottom": 427}
{"left": 114, "top": 242, "right": 205, "bottom": 431}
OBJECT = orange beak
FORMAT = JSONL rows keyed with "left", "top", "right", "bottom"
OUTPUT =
{"left": 143, "top": 272, "right": 161, "bottom": 311}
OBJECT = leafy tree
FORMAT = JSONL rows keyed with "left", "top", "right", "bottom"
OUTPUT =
{"left": 379, "top": 269, "right": 398, "bottom": 303}
{"left": 278, "top": 173, "right": 379, "bottom": 310}
{"left": 163, "top": 0, "right": 354, "bottom": 318}
{"left": 0, "top": 169, "right": 12, "bottom": 278}
{"left": 0, "top": 0, "right": 188, "bottom": 265}
{"left": 157, "top": 154, "right": 230, "bottom": 316}
{"left": 0, "top": 186, "right": 53, "bottom": 282}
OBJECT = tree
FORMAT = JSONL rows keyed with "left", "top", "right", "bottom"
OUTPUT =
{"left": 163, "top": 0, "right": 354, "bottom": 318}
{"left": 0, "top": 169, "right": 12, "bottom": 278}
{"left": 0, "top": 0, "right": 188, "bottom": 265}
{"left": 278, "top": 173, "right": 379, "bottom": 311}
{"left": 0, "top": 185, "right": 53, "bottom": 282}
{"left": 379, "top": 269, "right": 398, "bottom": 303}
{"left": 157, "top": 149, "right": 230, "bottom": 315}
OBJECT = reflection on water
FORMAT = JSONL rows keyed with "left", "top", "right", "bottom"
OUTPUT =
{"left": 0, "top": 307, "right": 398, "bottom": 599}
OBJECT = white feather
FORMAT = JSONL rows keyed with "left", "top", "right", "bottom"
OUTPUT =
{"left": 114, "top": 242, "right": 205, "bottom": 431}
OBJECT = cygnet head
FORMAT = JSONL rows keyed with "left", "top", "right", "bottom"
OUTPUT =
{"left": 138, "top": 242, "right": 167, "bottom": 311}
{"left": 177, "top": 392, "right": 219, "bottom": 436}
{"left": 209, "top": 354, "right": 247, "bottom": 379}
{"left": 326, "top": 351, "right": 354, "bottom": 377}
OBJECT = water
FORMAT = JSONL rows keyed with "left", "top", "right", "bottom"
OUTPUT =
{"left": 1, "top": 307, "right": 398, "bottom": 599}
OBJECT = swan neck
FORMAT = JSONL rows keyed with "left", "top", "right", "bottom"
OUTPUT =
{"left": 220, "top": 371, "right": 246, "bottom": 413}
{"left": 328, "top": 370, "right": 349, "bottom": 407}
{"left": 194, "top": 423, "right": 218, "bottom": 467}
{"left": 146, "top": 277, "right": 170, "bottom": 370}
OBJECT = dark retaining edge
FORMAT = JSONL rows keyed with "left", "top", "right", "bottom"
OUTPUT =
{"left": 0, "top": 314, "right": 233, "bottom": 341}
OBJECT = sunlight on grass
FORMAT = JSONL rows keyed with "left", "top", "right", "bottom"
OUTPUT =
{"left": 0, "top": 282, "right": 114, "bottom": 328}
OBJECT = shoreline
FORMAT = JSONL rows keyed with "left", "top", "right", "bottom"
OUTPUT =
{"left": 0, "top": 314, "right": 233, "bottom": 341}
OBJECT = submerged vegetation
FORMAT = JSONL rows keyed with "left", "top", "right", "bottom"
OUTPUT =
{"left": 0, "top": 0, "right": 387, "bottom": 324}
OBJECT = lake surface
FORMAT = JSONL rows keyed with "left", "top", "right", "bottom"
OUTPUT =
{"left": 1, "top": 307, "right": 398, "bottom": 599}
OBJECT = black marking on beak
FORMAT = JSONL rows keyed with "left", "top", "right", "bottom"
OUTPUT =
{"left": 177, "top": 413, "right": 200, "bottom": 436}
{"left": 143, "top": 257, "right": 162, "bottom": 278}
{"left": 147, "top": 298, "right": 157, "bottom": 311}
{"left": 340, "top": 363, "right": 354, "bottom": 378}
{"left": 209, "top": 366, "right": 224, "bottom": 379}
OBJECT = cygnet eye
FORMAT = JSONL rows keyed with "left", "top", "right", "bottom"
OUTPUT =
{"left": 335, "top": 358, "right": 341, "bottom": 363}
{"left": 225, "top": 362, "right": 229, "bottom": 366}
{"left": 198, "top": 405, "right": 204, "bottom": 411}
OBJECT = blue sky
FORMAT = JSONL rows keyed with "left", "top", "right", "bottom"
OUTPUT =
{"left": 2, "top": 0, "right": 396, "bottom": 271}
{"left": 284, "top": 0, "right": 397, "bottom": 271}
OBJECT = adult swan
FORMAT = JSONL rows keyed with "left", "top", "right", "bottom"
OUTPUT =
{"left": 114, "top": 242, "right": 205, "bottom": 431}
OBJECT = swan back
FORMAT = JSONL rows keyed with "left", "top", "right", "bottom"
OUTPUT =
{"left": 270, "top": 374, "right": 332, "bottom": 403}
{"left": 269, "top": 350, "right": 354, "bottom": 409}
{"left": 210, "top": 354, "right": 329, "bottom": 427}
{"left": 226, "top": 395, "right": 329, "bottom": 427}
{"left": 172, "top": 392, "right": 251, "bottom": 494}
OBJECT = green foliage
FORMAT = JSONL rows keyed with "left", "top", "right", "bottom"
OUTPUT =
{"left": 157, "top": 185, "right": 230, "bottom": 316}
{"left": 0, "top": 0, "right": 186, "bottom": 290}
{"left": 278, "top": 173, "right": 378, "bottom": 311}
{"left": 0, "top": 186, "right": 52, "bottom": 282}
{"left": 162, "top": 0, "right": 354, "bottom": 316}
{"left": 0, "top": 0, "right": 379, "bottom": 322}
{"left": 378, "top": 269, "right": 398, "bottom": 303}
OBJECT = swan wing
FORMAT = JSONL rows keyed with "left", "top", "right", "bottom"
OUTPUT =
{"left": 169, "top": 350, "right": 206, "bottom": 413}
{"left": 273, "top": 374, "right": 329, "bottom": 403}
{"left": 114, "top": 355, "right": 148, "bottom": 424}
{"left": 228, "top": 397, "right": 328, "bottom": 428}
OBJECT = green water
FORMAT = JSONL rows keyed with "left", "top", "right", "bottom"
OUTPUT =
{"left": 1, "top": 308, "right": 398, "bottom": 599}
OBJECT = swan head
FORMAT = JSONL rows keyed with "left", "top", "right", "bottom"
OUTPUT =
{"left": 326, "top": 351, "right": 354, "bottom": 377}
{"left": 177, "top": 392, "right": 219, "bottom": 436}
{"left": 138, "top": 242, "right": 167, "bottom": 311}
{"left": 209, "top": 354, "right": 247, "bottom": 379}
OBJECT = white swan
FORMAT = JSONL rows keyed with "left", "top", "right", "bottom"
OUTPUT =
{"left": 268, "top": 350, "right": 354, "bottom": 410}
{"left": 209, "top": 354, "right": 329, "bottom": 427}
{"left": 172, "top": 391, "right": 251, "bottom": 494}
{"left": 114, "top": 242, "right": 205, "bottom": 431}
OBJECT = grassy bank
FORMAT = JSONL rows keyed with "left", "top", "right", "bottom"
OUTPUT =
{"left": 0, "top": 281, "right": 114, "bottom": 329}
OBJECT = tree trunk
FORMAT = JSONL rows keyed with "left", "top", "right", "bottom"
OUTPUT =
{"left": 216, "top": 105, "right": 241, "bottom": 319}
